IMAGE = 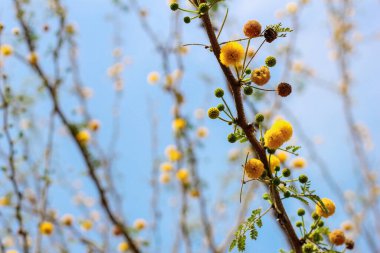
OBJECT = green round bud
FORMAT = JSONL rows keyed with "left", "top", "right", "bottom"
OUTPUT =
{"left": 227, "top": 133, "right": 237, "bottom": 143}
{"left": 298, "top": 174, "right": 308, "bottom": 184}
{"left": 170, "top": 3, "right": 179, "bottom": 11}
{"left": 272, "top": 177, "right": 281, "bottom": 186}
{"left": 318, "top": 220, "right": 324, "bottom": 227}
{"left": 245, "top": 68, "right": 251, "bottom": 75}
{"left": 282, "top": 168, "right": 291, "bottom": 177}
{"left": 184, "top": 16, "right": 191, "bottom": 24}
{"left": 267, "top": 149, "right": 275, "bottom": 155}
{"left": 284, "top": 191, "right": 291, "bottom": 198}
{"left": 207, "top": 107, "right": 220, "bottom": 119}
{"left": 312, "top": 232, "right": 323, "bottom": 242}
{"left": 214, "top": 87, "right": 224, "bottom": 98}
{"left": 216, "top": 103, "right": 225, "bottom": 111}
{"left": 255, "top": 113, "right": 264, "bottom": 123}
{"left": 274, "top": 166, "right": 280, "bottom": 172}
{"left": 302, "top": 243, "right": 315, "bottom": 253}
{"left": 297, "top": 208, "right": 305, "bottom": 216}
{"left": 311, "top": 212, "right": 319, "bottom": 220}
{"left": 243, "top": 86, "right": 253, "bottom": 95}
{"left": 262, "top": 193, "right": 269, "bottom": 200}
{"left": 265, "top": 56, "right": 277, "bottom": 67}
{"left": 295, "top": 221, "right": 302, "bottom": 227}
{"left": 198, "top": 3, "right": 209, "bottom": 13}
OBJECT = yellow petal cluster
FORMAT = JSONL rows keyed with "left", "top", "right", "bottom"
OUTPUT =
{"left": 244, "top": 158, "right": 264, "bottom": 179}
{"left": 267, "top": 155, "right": 280, "bottom": 173}
{"left": 39, "top": 221, "right": 54, "bottom": 235}
{"left": 315, "top": 198, "right": 336, "bottom": 218}
{"left": 220, "top": 42, "right": 245, "bottom": 67}
{"left": 172, "top": 118, "right": 187, "bottom": 132}
{"left": 251, "top": 66, "right": 270, "bottom": 86}
{"left": 264, "top": 119, "right": 293, "bottom": 150}
{"left": 165, "top": 145, "right": 182, "bottom": 162}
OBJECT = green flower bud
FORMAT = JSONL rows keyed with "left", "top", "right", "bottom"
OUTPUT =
{"left": 265, "top": 56, "right": 277, "bottom": 67}
{"left": 227, "top": 133, "right": 237, "bottom": 143}
{"left": 311, "top": 212, "right": 319, "bottom": 220}
{"left": 284, "top": 191, "right": 291, "bottom": 198}
{"left": 302, "top": 243, "right": 315, "bottom": 253}
{"left": 170, "top": 3, "right": 179, "bottom": 11}
{"left": 255, "top": 113, "right": 264, "bottom": 123}
{"left": 318, "top": 220, "right": 324, "bottom": 227}
{"left": 184, "top": 16, "right": 191, "bottom": 24}
{"left": 267, "top": 149, "right": 276, "bottom": 155}
{"left": 216, "top": 103, "right": 225, "bottom": 111}
{"left": 214, "top": 87, "right": 224, "bottom": 97}
{"left": 297, "top": 208, "right": 305, "bottom": 216}
{"left": 208, "top": 107, "right": 220, "bottom": 119}
{"left": 245, "top": 69, "right": 252, "bottom": 75}
{"left": 243, "top": 86, "right": 253, "bottom": 95}
{"left": 295, "top": 221, "right": 302, "bottom": 227}
{"left": 298, "top": 174, "right": 308, "bottom": 184}
{"left": 272, "top": 177, "right": 281, "bottom": 186}
{"left": 198, "top": 3, "right": 209, "bottom": 13}
{"left": 282, "top": 168, "right": 291, "bottom": 177}
{"left": 262, "top": 193, "right": 269, "bottom": 200}
{"left": 275, "top": 166, "right": 280, "bottom": 172}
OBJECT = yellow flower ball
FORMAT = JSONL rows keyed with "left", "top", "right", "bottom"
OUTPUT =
{"left": 165, "top": 145, "right": 182, "bottom": 162}
{"left": 315, "top": 198, "right": 336, "bottom": 218}
{"left": 341, "top": 221, "right": 354, "bottom": 231}
{"left": 329, "top": 229, "right": 346, "bottom": 246}
{"left": 88, "top": 119, "right": 100, "bottom": 132}
{"left": 80, "top": 219, "right": 93, "bottom": 231}
{"left": 244, "top": 158, "right": 264, "bottom": 179}
{"left": 0, "top": 195, "right": 11, "bottom": 206}
{"left": 277, "top": 151, "right": 288, "bottom": 163}
{"left": 264, "top": 128, "right": 285, "bottom": 150}
{"left": 176, "top": 168, "right": 189, "bottom": 183}
{"left": 251, "top": 66, "right": 270, "bottom": 86}
{"left": 196, "top": 127, "right": 208, "bottom": 138}
{"left": 147, "top": 71, "right": 160, "bottom": 85}
{"left": 118, "top": 242, "right": 129, "bottom": 252}
{"left": 273, "top": 119, "right": 293, "bottom": 141}
{"left": 133, "top": 219, "right": 146, "bottom": 230}
{"left": 219, "top": 42, "right": 245, "bottom": 67}
{"left": 160, "top": 162, "right": 173, "bottom": 172}
{"left": 172, "top": 118, "right": 187, "bottom": 132}
{"left": 268, "top": 155, "right": 281, "bottom": 173}
{"left": 160, "top": 172, "right": 171, "bottom": 184}
{"left": 27, "top": 52, "right": 38, "bottom": 65}
{"left": 39, "top": 221, "right": 54, "bottom": 235}
{"left": 76, "top": 130, "right": 91, "bottom": 144}
{"left": 61, "top": 214, "right": 74, "bottom": 226}
{"left": 243, "top": 20, "right": 262, "bottom": 38}
{"left": 65, "top": 24, "right": 76, "bottom": 34}
{"left": 292, "top": 157, "right": 306, "bottom": 169}
{"left": 1, "top": 44, "right": 13, "bottom": 57}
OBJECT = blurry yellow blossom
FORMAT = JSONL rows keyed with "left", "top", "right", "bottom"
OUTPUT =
{"left": 88, "top": 119, "right": 100, "bottom": 132}
{"left": 147, "top": 71, "right": 160, "bottom": 85}
{"left": 176, "top": 168, "right": 189, "bottom": 183}
{"left": 133, "top": 219, "right": 147, "bottom": 230}
{"left": 292, "top": 157, "right": 306, "bottom": 169}
{"left": 1, "top": 44, "right": 13, "bottom": 56}
{"left": 172, "top": 118, "right": 187, "bottom": 132}
{"left": 160, "top": 162, "right": 173, "bottom": 172}
{"left": 27, "top": 52, "right": 38, "bottom": 65}
{"left": 0, "top": 195, "right": 11, "bottom": 206}
{"left": 165, "top": 145, "right": 182, "bottom": 162}
{"left": 61, "top": 214, "right": 74, "bottom": 226}
{"left": 76, "top": 130, "right": 91, "bottom": 144}
{"left": 118, "top": 242, "right": 129, "bottom": 252}
{"left": 196, "top": 127, "right": 208, "bottom": 138}
{"left": 286, "top": 2, "right": 298, "bottom": 14}
{"left": 160, "top": 172, "right": 171, "bottom": 184}
{"left": 277, "top": 151, "right": 288, "bottom": 163}
{"left": 39, "top": 221, "right": 54, "bottom": 235}
{"left": 80, "top": 219, "right": 93, "bottom": 231}
{"left": 268, "top": 155, "right": 280, "bottom": 173}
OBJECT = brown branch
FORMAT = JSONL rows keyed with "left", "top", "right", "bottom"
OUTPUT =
{"left": 198, "top": 3, "right": 303, "bottom": 252}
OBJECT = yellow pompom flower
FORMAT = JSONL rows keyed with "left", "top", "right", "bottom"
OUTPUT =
{"left": 264, "top": 128, "right": 285, "bottom": 150}
{"left": 88, "top": 119, "right": 100, "bottom": 131}
{"left": 251, "top": 66, "right": 270, "bottom": 86}
{"left": 267, "top": 155, "right": 280, "bottom": 173}
{"left": 196, "top": 127, "right": 208, "bottom": 138}
{"left": 219, "top": 42, "right": 245, "bottom": 67}
{"left": 1, "top": 44, "right": 13, "bottom": 56}
{"left": 160, "top": 162, "right": 173, "bottom": 172}
{"left": 0, "top": 195, "right": 11, "bottom": 206}
{"left": 80, "top": 219, "right": 93, "bottom": 231}
{"left": 315, "top": 198, "right": 336, "bottom": 218}
{"left": 160, "top": 172, "right": 171, "bottom": 184}
{"left": 76, "top": 130, "right": 91, "bottom": 144}
{"left": 147, "top": 71, "right": 160, "bottom": 85}
{"left": 27, "top": 52, "right": 38, "bottom": 65}
{"left": 134, "top": 219, "right": 147, "bottom": 230}
{"left": 165, "top": 145, "right": 182, "bottom": 162}
{"left": 172, "top": 118, "right": 187, "bottom": 132}
{"left": 244, "top": 158, "right": 264, "bottom": 179}
{"left": 277, "top": 151, "right": 288, "bottom": 163}
{"left": 273, "top": 119, "right": 293, "bottom": 141}
{"left": 292, "top": 157, "right": 306, "bottom": 169}
{"left": 118, "top": 242, "right": 129, "bottom": 252}
{"left": 39, "top": 221, "right": 54, "bottom": 235}
{"left": 176, "top": 168, "right": 189, "bottom": 183}
{"left": 329, "top": 229, "right": 346, "bottom": 246}
{"left": 341, "top": 221, "right": 354, "bottom": 231}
